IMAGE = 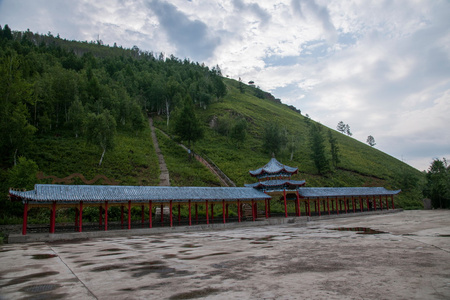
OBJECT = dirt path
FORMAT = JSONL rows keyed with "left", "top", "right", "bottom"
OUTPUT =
{"left": 155, "top": 126, "right": 234, "bottom": 187}
{"left": 149, "top": 117, "right": 169, "bottom": 186}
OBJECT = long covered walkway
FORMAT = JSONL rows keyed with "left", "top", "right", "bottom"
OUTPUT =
{"left": 9, "top": 184, "right": 271, "bottom": 235}
{"left": 9, "top": 184, "right": 400, "bottom": 236}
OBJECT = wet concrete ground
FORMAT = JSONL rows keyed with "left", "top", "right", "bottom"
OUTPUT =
{"left": 1, "top": 210, "right": 449, "bottom": 299}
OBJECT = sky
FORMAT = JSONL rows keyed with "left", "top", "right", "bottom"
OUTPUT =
{"left": 1, "top": 0, "right": 449, "bottom": 171}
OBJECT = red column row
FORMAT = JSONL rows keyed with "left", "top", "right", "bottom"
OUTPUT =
{"left": 23, "top": 195, "right": 396, "bottom": 235}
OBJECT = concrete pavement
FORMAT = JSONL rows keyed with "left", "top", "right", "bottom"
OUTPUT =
{"left": 1, "top": 210, "right": 449, "bottom": 299}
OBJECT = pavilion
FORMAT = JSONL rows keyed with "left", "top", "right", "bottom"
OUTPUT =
{"left": 246, "top": 157, "right": 401, "bottom": 218}
{"left": 9, "top": 157, "right": 401, "bottom": 235}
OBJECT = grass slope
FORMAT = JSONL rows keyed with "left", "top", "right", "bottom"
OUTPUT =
{"left": 174, "top": 78, "right": 424, "bottom": 209}
{"left": 24, "top": 127, "right": 160, "bottom": 186}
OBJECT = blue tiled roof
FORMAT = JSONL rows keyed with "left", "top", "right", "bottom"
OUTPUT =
{"left": 249, "top": 158, "right": 298, "bottom": 177}
{"left": 9, "top": 184, "right": 271, "bottom": 203}
{"left": 297, "top": 187, "right": 401, "bottom": 198}
{"left": 244, "top": 179, "right": 306, "bottom": 189}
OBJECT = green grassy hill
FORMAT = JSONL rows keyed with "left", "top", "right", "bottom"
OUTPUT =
{"left": 155, "top": 77, "right": 424, "bottom": 209}
{"left": 0, "top": 27, "right": 425, "bottom": 226}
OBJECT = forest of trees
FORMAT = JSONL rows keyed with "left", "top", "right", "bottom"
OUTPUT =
{"left": 0, "top": 25, "right": 227, "bottom": 168}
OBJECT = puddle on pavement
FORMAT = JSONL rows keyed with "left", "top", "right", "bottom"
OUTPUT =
{"left": 329, "top": 227, "right": 386, "bottom": 234}
{"left": 101, "top": 248, "right": 123, "bottom": 252}
{"left": 3, "top": 271, "right": 59, "bottom": 287}
{"left": 438, "top": 234, "right": 450, "bottom": 237}
{"left": 179, "top": 252, "right": 230, "bottom": 260}
{"left": 79, "top": 262, "right": 96, "bottom": 267}
{"left": 150, "top": 240, "right": 165, "bottom": 243}
{"left": 129, "top": 263, "right": 195, "bottom": 278}
{"left": 169, "top": 287, "right": 221, "bottom": 300}
{"left": 181, "top": 243, "right": 202, "bottom": 248}
{"left": 163, "top": 254, "right": 177, "bottom": 259}
{"left": 95, "top": 252, "right": 125, "bottom": 257}
{"left": 31, "top": 254, "right": 58, "bottom": 259}
{"left": 91, "top": 264, "right": 126, "bottom": 272}
{"left": 21, "top": 283, "right": 60, "bottom": 293}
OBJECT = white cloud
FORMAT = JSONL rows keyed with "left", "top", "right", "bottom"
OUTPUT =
{"left": 1, "top": 0, "right": 449, "bottom": 171}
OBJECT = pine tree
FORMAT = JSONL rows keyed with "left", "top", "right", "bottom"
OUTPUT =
{"left": 309, "top": 124, "right": 330, "bottom": 174}
{"left": 328, "top": 129, "right": 340, "bottom": 168}
{"left": 367, "top": 135, "right": 376, "bottom": 146}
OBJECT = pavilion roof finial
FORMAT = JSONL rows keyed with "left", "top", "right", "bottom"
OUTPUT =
{"left": 249, "top": 157, "right": 298, "bottom": 178}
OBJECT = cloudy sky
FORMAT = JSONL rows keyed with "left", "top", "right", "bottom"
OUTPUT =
{"left": 1, "top": 0, "right": 449, "bottom": 171}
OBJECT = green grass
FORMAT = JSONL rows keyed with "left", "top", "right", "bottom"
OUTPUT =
{"left": 190, "top": 79, "right": 424, "bottom": 209}
{"left": 26, "top": 127, "right": 160, "bottom": 186}
{"left": 2, "top": 77, "right": 425, "bottom": 224}
{"left": 156, "top": 129, "right": 221, "bottom": 187}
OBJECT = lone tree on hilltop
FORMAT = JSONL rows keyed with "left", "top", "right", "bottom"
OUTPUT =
{"left": 344, "top": 124, "right": 352, "bottom": 136}
{"left": 337, "top": 121, "right": 352, "bottom": 136}
{"left": 367, "top": 135, "right": 376, "bottom": 147}
{"left": 337, "top": 121, "right": 346, "bottom": 133}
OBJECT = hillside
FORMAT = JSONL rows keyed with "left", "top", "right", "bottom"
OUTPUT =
{"left": 0, "top": 26, "right": 424, "bottom": 225}
{"left": 155, "top": 78, "right": 424, "bottom": 209}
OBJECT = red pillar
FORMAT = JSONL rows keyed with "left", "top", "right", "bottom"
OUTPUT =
{"left": 318, "top": 198, "right": 321, "bottom": 216}
{"left": 327, "top": 197, "right": 330, "bottom": 215}
{"left": 128, "top": 201, "right": 131, "bottom": 230}
{"left": 373, "top": 195, "right": 377, "bottom": 211}
{"left": 366, "top": 196, "right": 370, "bottom": 211}
{"left": 22, "top": 202, "right": 28, "bottom": 235}
{"left": 296, "top": 191, "right": 301, "bottom": 217}
{"left": 283, "top": 189, "right": 288, "bottom": 218}
{"left": 104, "top": 201, "right": 108, "bottom": 231}
{"left": 307, "top": 198, "right": 311, "bottom": 216}
{"left": 360, "top": 196, "right": 363, "bottom": 212}
{"left": 121, "top": 205, "right": 124, "bottom": 229}
{"left": 188, "top": 200, "right": 192, "bottom": 226}
{"left": 336, "top": 198, "right": 339, "bottom": 215}
{"left": 149, "top": 201, "right": 152, "bottom": 228}
{"left": 169, "top": 200, "right": 173, "bottom": 227}
{"left": 79, "top": 201, "right": 83, "bottom": 233}
{"left": 141, "top": 205, "right": 145, "bottom": 226}
{"left": 237, "top": 200, "right": 241, "bottom": 222}
{"left": 160, "top": 204, "right": 164, "bottom": 226}
{"left": 222, "top": 200, "right": 226, "bottom": 224}
{"left": 206, "top": 200, "right": 209, "bottom": 224}
{"left": 391, "top": 195, "right": 395, "bottom": 209}
{"left": 50, "top": 201, "right": 56, "bottom": 234}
